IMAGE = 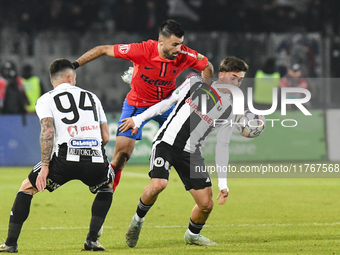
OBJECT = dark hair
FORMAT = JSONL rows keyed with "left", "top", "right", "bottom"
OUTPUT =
{"left": 22, "top": 64, "right": 33, "bottom": 79}
{"left": 49, "top": 58, "right": 74, "bottom": 77}
{"left": 219, "top": 56, "right": 249, "bottom": 73}
{"left": 262, "top": 57, "right": 276, "bottom": 74}
{"left": 159, "top": 19, "right": 184, "bottom": 38}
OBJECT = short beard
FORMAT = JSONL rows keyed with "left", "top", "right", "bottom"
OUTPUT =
{"left": 163, "top": 49, "right": 177, "bottom": 60}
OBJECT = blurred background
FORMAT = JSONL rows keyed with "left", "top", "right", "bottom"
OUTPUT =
{"left": 0, "top": 0, "right": 339, "bottom": 166}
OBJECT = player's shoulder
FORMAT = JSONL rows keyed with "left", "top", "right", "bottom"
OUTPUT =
{"left": 176, "top": 76, "right": 202, "bottom": 93}
{"left": 133, "top": 39, "right": 157, "bottom": 49}
{"left": 179, "top": 45, "right": 205, "bottom": 61}
{"left": 77, "top": 86, "right": 100, "bottom": 99}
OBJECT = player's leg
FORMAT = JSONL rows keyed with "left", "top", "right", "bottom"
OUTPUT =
{"left": 83, "top": 161, "right": 115, "bottom": 251}
{"left": 184, "top": 187, "right": 217, "bottom": 246}
{"left": 84, "top": 186, "right": 113, "bottom": 251}
{"left": 174, "top": 153, "right": 217, "bottom": 246}
{"left": 1, "top": 178, "right": 38, "bottom": 253}
{"left": 126, "top": 142, "right": 171, "bottom": 248}
{"left": 111, "top": 99, "right": 149, "bottom": 193}
{"left": 110, "top": 136, "right": 135, "bottom": 192}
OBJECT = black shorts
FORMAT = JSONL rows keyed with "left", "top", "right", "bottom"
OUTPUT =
{"left": 28, "top": 144, "right": 114, "bottom": 194}
{"left": 149, "top": 142, "right": 212, "bottom": 191}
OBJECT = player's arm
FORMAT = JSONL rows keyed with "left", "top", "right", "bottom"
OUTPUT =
{"left": 73, "top": 45, "right": 115, "bottom": 68}
{"left": 215, "top": 123, "right": 234, "bottom": 205}
{"left": 119, "top": 94, "right": 178, "bottom": 134}
{"left": 201, "top": 61, "right": 214, "bottom": 79}
{"left": 96, "top": 95, "right": 109, "bottom": 145}
{"left": 36, "top": 117, "right": 54, "bottom": 192}
{"left": 100, "top": 122, "right": 109, "bottom": 146}
{"left": 119, "top": 78, "right": 191, "bottom": 133}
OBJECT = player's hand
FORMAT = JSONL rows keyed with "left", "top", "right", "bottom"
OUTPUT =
{"left": 216, "top": 189, "right": 229, "bottom": 205}
{"left": 36, "top": 166, "right": 49, "bottom": 192}
{"left": 119, "top": 118, "right": 138, "bottom": 134}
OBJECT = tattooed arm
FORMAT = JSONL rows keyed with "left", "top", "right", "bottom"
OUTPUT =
{"left": 36, "top": 117, "right": 54, "bottom": 192}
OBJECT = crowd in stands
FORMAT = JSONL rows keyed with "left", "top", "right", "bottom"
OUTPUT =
{"left": 0, "top": 61, "right": 44, "bottom": 114}
{"left": 0, "top": 0, "right": 339, "bottom": 35}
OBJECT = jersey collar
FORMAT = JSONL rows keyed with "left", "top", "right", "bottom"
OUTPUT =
{"left": 54, "top": 83, "right": 73, "bottom": 90}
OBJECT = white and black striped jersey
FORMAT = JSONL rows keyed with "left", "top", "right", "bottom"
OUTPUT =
{"left": 133, "top": 77, "right": 235, "bottom": 191}
{"left": 36, "top": 83, "right": 107, "bottom": 163}
{"left": 133, "top": 77, "right": 234, "bottom": 154}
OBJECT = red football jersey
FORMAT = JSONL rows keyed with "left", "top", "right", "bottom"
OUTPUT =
{"left": 113, "top": 40, "right": 208, "bottom": 107}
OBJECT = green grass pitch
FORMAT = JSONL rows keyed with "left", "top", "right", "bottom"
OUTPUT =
{"left": 0, "top": 165, "right": 339, "bottom": 254}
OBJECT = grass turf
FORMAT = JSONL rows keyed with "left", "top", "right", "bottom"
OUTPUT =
{"left": 0, "top": 165, "right": 339, "bottom": 254}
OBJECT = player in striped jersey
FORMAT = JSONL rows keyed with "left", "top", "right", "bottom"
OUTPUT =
{"left": 120, "top": 57, "right": 249, "bottom": 247}
{"left": 0, "top": 59, "right": 114, "bottom": 253}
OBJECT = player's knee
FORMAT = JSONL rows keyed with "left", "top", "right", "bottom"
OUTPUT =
{"left": 150, "top": 179, "right": 168, "bottom": 193}
{"left": 19, "top": 178, "right": 38, "bottom": 195}
{"left": 199, "top": 199, "right": 214, "bottom": 213}
{"left": 117, "top": 151, "right": 131, "bottom": 162}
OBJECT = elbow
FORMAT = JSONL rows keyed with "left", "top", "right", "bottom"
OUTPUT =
{"left": 102, "top": 135, "right": 109, "bottom": 146}
{"left": 98, "top": 45, "right": 114, "bottom": 57}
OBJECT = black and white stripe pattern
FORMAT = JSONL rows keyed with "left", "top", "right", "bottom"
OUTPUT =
{"left": 154, "top": 82, "right": 233, "bottom": 154}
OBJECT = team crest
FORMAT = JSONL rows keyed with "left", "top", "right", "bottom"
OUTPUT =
{"left": 170, "top": 66, "right": 179, "bottom": 76}
{"left": 67, "top": 125, "right": 78, "bottom": 137}
{"left": 164, "top": 161, "right": 170, "bottom": 171}
{"left": 197, "top": 53, "right": 204, "bottom": 60}
{"left": 118, "top": 44, "right": 130, "bottom": 54}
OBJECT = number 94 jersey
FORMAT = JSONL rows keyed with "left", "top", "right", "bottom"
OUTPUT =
{"left": 36, "top": 83, "right": 107, "bottom": 160}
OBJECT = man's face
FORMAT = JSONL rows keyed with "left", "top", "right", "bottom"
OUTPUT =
{"left": 216, "top": 71, "right": 246, "bottom": 93}
{"left": 159, "top": 35, "right": 183, "bottom": 60}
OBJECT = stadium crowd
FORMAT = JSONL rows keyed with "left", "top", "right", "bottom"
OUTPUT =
{"left": 0, "top": 0, "right": 339, "bottom": 35}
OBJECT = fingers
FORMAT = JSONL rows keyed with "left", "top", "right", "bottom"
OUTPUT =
{"left": 131, "top": 127, "right": 138, "bottom": 135}
{"left": 118, "top": 118, "right": 135, "bottom": 132}
{"left": 216, "top": 192, "right": 222, "bottom": 200}
{"left": 217, "top": 191, "right": 229, "bottom": 205}
{"left": 36, "top": 178, "right": 45, "bottom": 192}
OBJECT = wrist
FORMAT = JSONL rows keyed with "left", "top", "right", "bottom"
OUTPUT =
{"left": 72, "top": 61, "right": 79, "bottom": 69}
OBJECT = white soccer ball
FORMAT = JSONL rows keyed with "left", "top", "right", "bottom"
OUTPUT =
{"left": 235, "top": 110, "right": 266, "bottom": 138}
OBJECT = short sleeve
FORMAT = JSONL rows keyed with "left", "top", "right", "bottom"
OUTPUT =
{"left": 181, "top": 45, "right": 208, "bottom": 71}
{"left": 35, "top": 94, "right": 53, "bottom": 121}
{"left": 113, "top": 42, "right": 148, "bottom": 64}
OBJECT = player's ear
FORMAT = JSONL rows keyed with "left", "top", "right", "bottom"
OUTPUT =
{"left": 67, "top": 74, "right": 73, "bottom": 84}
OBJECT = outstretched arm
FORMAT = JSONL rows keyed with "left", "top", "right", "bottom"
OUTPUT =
{"left": 119, "top": 77, "right": 193, "bottom": 134}
{"left": 119, "top": 94, "right": 178, "bottom": 134}
{"left": 74, "top": 45, "right": 115, "bottom": 68}
{"left": 36, "top": 117, "right": 54, "bottom": 192}
{"left": 201, "top": 61, "right": 214, "bottom": 79}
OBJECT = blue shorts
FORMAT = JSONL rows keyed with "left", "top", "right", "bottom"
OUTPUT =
{"left": 117, "top": 99, "right": 175, "bottom": 140}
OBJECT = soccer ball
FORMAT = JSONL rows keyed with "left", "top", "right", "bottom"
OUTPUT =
{"left": 235, "top": 110, "right": 266, "bottom": 138}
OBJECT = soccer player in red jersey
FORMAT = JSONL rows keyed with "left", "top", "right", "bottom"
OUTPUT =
{"left": 73, "top": 20, "right": 213, "bottom": 193}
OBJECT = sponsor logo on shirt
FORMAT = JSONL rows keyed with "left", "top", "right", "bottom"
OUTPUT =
{"left": 68, "top": 148, "right": 102, "bottom": 157}
{"left": 69, "top": 138, "right": 99, "bottom": 147}
{"left": 186, "top": 97, "right": 214, "bottom": 126}
{"left": 80, "top": 125, "right": 99, "bottom": 132}
{"left": 118, "top": 44, "right": 131, "bottom": 54}
{"left": 140, "top": 74, "right": 174, "bottom": 86}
